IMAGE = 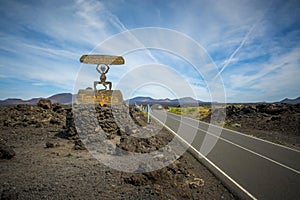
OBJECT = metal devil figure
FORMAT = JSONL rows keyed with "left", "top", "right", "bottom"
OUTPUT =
{"left": 77, "top": 55, "right": 125, "bottom": 106}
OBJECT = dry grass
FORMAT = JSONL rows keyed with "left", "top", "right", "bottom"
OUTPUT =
{"left": 168, "top": 106, "right": 210, "bottom": 120}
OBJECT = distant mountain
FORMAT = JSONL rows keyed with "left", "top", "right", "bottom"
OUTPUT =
{"left": 3, "top": 93, "right": 298, "bottom": 106}
{"left": 0, "top": 93, "right": 73, "bottom": 106}
{"left": 0, "top": 98, "right": 24, "bottom": 106}
{"left": 280, "top": 97, "right": 300, "bottom": 104}
{"left": 126, "top": 96, "right": 204, "bottom": 106}
{"left": 0, "top": 94, "right": 207, "bottom": 106}
{"left": 128, "top": 96, "right": 155, "bottom": 104}
{"left": 48, "top": 93, "right": 73, "bottom": 104}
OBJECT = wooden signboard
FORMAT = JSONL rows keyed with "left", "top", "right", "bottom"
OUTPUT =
{"left": 76, "top": 88, "right": 123, "bottom": 106}
{"left": 80, "top": 55, "right": 125, "bottom": 65}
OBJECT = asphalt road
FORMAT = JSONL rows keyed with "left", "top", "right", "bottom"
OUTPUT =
{"left": 151, "top": 110, "right": 300, "bottom": 200}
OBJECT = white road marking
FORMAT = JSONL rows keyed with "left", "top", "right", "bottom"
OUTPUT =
{"left": 167, "top": 111, "right": 300, "bottom": 153}
{"left": 151, "top": 113, "right": 257, "bottom": 200}
{"left": 164, "top": 113, "right": 300, "bottom": 175}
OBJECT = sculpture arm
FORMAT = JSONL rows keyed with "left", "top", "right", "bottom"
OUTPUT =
{"left": 105, "top": 65, "right": 110, "bottom": 74}
{"left": 96, "top": 65, "right": 101, "bottom": 73}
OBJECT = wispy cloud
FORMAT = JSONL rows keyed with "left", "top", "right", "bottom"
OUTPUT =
{"left": 215, "top": 24, "right": 256, "bottom": 79}
{"left": 226, "top": 46, "right": 300, "bottom": 101}
{"left": 105, "top": 11, "right": 159, "bottom": 63}
{"left": 213, "top": 0, "right": 276, "bottom": 80}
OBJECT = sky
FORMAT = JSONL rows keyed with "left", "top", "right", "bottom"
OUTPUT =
{"left": 0, "top": 0, "right": 299, "bottom": 102}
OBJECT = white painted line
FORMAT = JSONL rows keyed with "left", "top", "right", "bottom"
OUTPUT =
{"left": 164, "top": 113, "right": 300, "bottom": 175}
{"left": 167, "top": 111, "right": 300, "bottom": 153}
{"left": 151, "top": 114, "right": 257, "bottom": 200}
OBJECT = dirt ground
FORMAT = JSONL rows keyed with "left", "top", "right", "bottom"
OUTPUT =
{"left": 0, "top": 104, "right": 236, "bottom": 200}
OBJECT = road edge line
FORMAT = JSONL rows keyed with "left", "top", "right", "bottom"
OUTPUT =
{"left": 167, "top": 112, "right": 300, "bottom": 153}
{"left": 165, "top": 113, "right": 300, "bottom": 174}
{"left": 151, "top": 114, "right": 257, "bottom": 200}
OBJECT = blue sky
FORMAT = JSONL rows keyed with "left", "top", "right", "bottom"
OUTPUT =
{"left": 0, "top": 0, "right": 299, "bottom": 102}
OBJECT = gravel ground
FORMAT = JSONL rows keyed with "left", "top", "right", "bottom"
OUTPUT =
{"left": 0, "top": 103, "right": 236, "bottom": 199}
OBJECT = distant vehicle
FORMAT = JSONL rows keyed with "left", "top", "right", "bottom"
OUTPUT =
{"left": 151, "top": 104, "right": 163, "bottom": 110}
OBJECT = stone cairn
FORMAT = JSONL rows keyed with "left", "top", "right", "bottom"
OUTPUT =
{"left": 62, "top": 102, "right": 167, "bottom": 151}
{"left": 61, "top": 101, "right": 205, "bottom": 190}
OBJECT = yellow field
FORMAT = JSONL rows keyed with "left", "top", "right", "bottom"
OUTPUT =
{"left": 168, "top": 106, "right": 210, "bottom": 120}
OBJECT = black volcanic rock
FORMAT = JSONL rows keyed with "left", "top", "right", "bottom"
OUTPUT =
{"left": 203, "top": 103, "right": 300, "bottom": 136}
{"left": 59, "top": 108, "right": 78, "bottom": 139}
{"left": 45, "top": 142, "right": 55, "bottom": 148}
{"left": 1, "top": 103, "right": 66, "bottom": 128}
{"left": 73, "top": 139, "right": 86, "bottom": 150}
{"left": 52, "top": 102, "right": 64, "bottom": 113}
{"left": 37, "top": 98, "right": 52, "bottom": 109}
{"left": 0, "top": 143, "right": 15, "bottom": 159}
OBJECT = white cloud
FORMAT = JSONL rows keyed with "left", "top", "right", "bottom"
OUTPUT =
{"left": 225, "top": 47, "right": 300, "bottom": 102}
{"left": 113, "top": 64, "right": 197, "bottom": 100}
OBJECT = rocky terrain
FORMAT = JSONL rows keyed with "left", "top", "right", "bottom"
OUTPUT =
{"left": 0, "top": 99, "right": 235, "bottom": 199}
{"left": 203, "top": 103, "right": 300, "bottom": 150}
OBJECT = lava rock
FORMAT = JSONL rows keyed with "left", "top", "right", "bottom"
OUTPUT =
{"left": 188, "top": 178, "right": 205, "bottom": 188}
{"left": 59, "top": 108, "right": 78, "bottom": 139}
{"left": 74, "top": 140, "right": 86, "bottom": 150}
{"left": 50, "top": 118, "right": 61, "bottom": 125}
{"left": 45, "top": 142, "right": 55, "bottom": 148}
{"left": 52, "top": 102, "right": 64, "bottom": 113}
{"left": 0, "top": 143, "right": 16, "bottom": 159}
{"left": 123, "top": 174, "right": 149, "bottom": 186}
{"left": 1, "top": 188, "right": 18, "bottom": 199}
{"left": 37, "top": 98, "right": 52, "bottom": 109}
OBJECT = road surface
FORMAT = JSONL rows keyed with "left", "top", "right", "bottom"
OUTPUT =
{"left": 151, "top": 110, "right": 300, "bottom": 200}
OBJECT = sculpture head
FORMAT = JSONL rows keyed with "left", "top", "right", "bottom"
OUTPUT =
{"left": 100, "top": 65, "right": 106, "bottom": 72}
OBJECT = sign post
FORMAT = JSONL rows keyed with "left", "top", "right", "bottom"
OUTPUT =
{"left": 147, "top": 104, "right": 151, "bottom": 124}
